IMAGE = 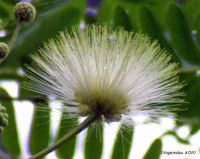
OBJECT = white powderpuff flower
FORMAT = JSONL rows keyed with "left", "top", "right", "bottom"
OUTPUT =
{"left": 25, "top": 25, "right": 184, "bottom": 124}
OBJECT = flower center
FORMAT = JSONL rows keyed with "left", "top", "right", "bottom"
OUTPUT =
{"left": 75, "top": 88, "right": 129, "bottom": 122}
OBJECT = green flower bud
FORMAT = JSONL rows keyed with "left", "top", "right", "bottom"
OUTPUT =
{"left": 0, "top": 105, "right": 8, "bottom": 133}
{"left": 0, "top": 42, "right": 9, "bottom": 61}
{"left": 14, "top": 2, "right": 36, "bottom": 23}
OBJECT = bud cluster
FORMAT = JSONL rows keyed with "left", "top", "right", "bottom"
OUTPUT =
{"left": 14, "top": 2, "right": 36, "bottom": 22}
{"left": 0, "top": 105, "right": 8, "bottom": 133}
{"left": 0, "top": 42, "right": 9, "bottom": 61}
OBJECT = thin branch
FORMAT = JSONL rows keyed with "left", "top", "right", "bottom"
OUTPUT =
{"left": 28, "top": 113, "right": 98, "bottom": 159}
{"left": 9, "top": 22, "right": 22, "bottom": 51}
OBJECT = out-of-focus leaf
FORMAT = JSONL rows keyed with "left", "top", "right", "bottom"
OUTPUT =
{"left": 56, "top": 113, "right": 78, "bottom": 159}
{"left": 193, "top": 13, "right": 200, "bottom": 45}
{"left": 2, "top": 5, "right": 82, "bottom": 69}
{"left": 84, "top": 15, "right": 97, "bottom": 24}
{"left": 176, "top": 137, "right": 190, "bottom": 145}
{"left": 138, "top": 5, "right": 180, "bottom": 63}
{"left": 178, "top": 72, "right": 200, "bottom": 123}
{"left": 19, "top": 86, "right": 42, "bottom": 98}
{"left": 1, "top": 0, "right": 16, "bottom": 5}
{"left": 98, "top": 0, "right": 117, "bottom": 24}
{"left": 182, "top": 0, "right": 200, "bottom": 24}
{"left": 111, "top": 121, "right": 134, "bottom": 159}
{"left": 189, "top": 124, "right": 200, "bottom": 136}
{"left": 0, "top": 1, "right": 13, "bottom": 19}
{"left": 29, "top": 103, "right": 50, "bottom": 154}
{"left": 166, "top": 3, "right": 200, "bottom": 65}
{"left": 84, "top": 122, "right": 103, "bottom": 159}
{"left": 143, "top": 138, "right": 162, "bottom": 159}
{"left": 113, "top": 6, "right": 134, "bottom": 31}
{"left": 119, "top": 0, "right": 173, "bottom": 30}
{"left": 138, "top": 6, "right": 162, "bottom": 39}
{"left": 0, "top": 88, "right": 21, "bottom": 157}
{"left": 34, "top": 0, "right": 86, "bottom": 14}
{"left": 146, "top": 0, "right": 173, "bottom": 28}
{"left": 163, "top": 130, "right": 190, "bottom": 145}
{"left": 0, "top": 68, "right": 24, "bottom": 81}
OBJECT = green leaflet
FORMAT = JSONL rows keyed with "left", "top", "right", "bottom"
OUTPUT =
{"left": 111, "top": 121, "right": 134, "bottom": 159}
{"left": 193, "top": 13, "right": 200, "bottom": 45}
{"left": 84, "top": 122, "right": 103, "bottom": 159}
{"left": 0, "top": 72, "right": 24, "bottom": 81}
{"left": 97, "top": 0, "right": 117, "bottom": 24}
{"left": 1, "top": 0, "right": 15, "bottom": 5}
{"left": 29, "top": 102, "right": 50, "bottom": 154}
{"left": 33, "top": 0, "right": 86, "bottom": 14}
{"left": 139, "top": 5, "right": 164, "bottom": 40}
{"left": 166, "top": 3, "right": 200, "bottom": 65}
{"left": 178, "top": 72, "right": 200, "bottom": 123}
{"left": 84, "top": 14, "right": 97, "bottom": 25}
{"left": 56, "top": 113, "right": 78, "bottom": 159}
{"left": 138, "top": 5, "right": 180, "bottom": 63}
{"left": 189, "top": 124, "right": 200, "bottom": 136}
{"left": 143, "top": 138, "right": 162, "bottom": 159}
{"left": 182, "top": 0, "right": 200, "bottom": 24}
{"left": 0, "top": 88, "right": 21, "bottom": 157}
{"left": 0, "top": 1, "right": 13, "bottom": 19}
{"left": 113, "top": 6, "right": 133, "bottom": 31}
{"left": 163, "top": 130, "right": 190, "bottom": 145}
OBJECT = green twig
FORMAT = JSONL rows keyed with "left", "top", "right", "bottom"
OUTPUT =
{"left": 9, "top": 22, "right": 22, "bottom": 51}
{"left": 28, "top": 114, "right": 98, "bottom": 159}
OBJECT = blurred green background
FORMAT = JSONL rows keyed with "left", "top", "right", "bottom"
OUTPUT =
{"left": 0, "top": 0, "right": 200, "bottom": 159}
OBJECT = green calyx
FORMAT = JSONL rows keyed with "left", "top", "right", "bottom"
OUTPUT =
{"left": 75, "top": 88, "right": 129, "bottom": 122}
{"left": 14, "top": 2, "right": 36, "bottom": 23}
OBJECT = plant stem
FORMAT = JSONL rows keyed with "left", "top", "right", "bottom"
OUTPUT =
{"left": 9, "top": 22, "right": 22, "bottom": 51}
{"left": 28, "top": 114, "right": 98, "bottom": 159}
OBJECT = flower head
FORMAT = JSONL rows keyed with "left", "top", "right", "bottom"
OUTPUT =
{"left": 26, "top": 26, "right": 183, "bottom": 124}
{"left": 14, "top": 2, "right": 36, "bottom": 23}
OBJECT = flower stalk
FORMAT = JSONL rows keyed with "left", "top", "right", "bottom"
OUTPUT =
{"left": 28, "top": 113, "right": 98, "bottom": 159}
{"left": 8, "top": 22, "right": 22, "bottom": 51}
